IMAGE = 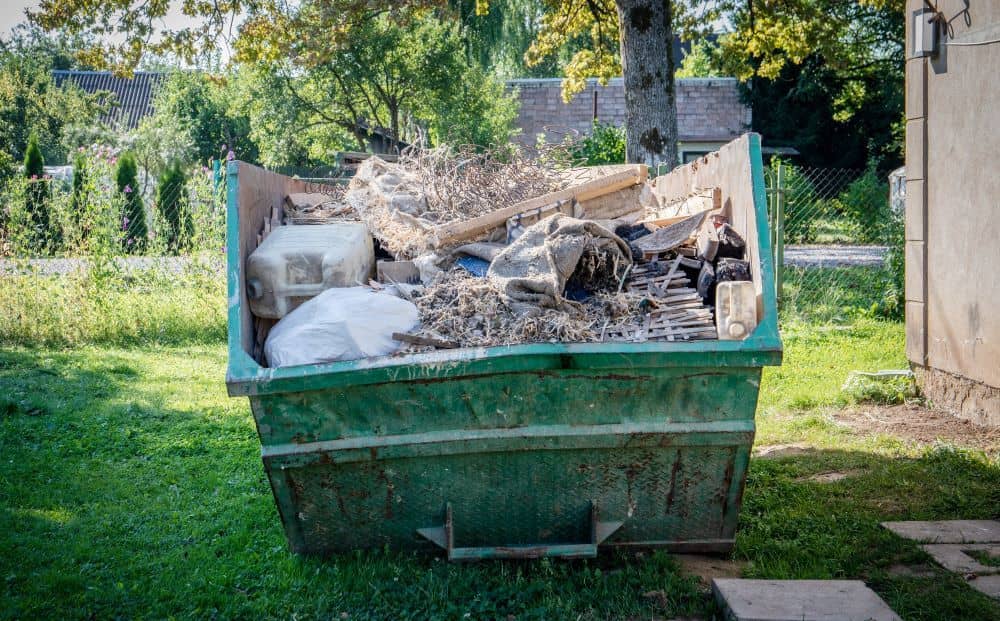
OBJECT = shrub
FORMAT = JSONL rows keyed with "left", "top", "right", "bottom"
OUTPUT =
{"left": 770, "top": 159, "right": 819, "bottom": 243}
{"left": 571, "top": 121, "right": 625, "bottom": 165}
{"left": 23, "top": 132, "right": 57, "bottom": 251}
{"left": 70, "top": 152, "right": 86, "bottom": 226}
{"left": 157, "top": 161, "right": 192, "bottom": 253}
{"left": 115, "top": 152, "right": 147, "bottom": 252}
{"left": 832, "top": 164, "right": 891, "bottom": 244}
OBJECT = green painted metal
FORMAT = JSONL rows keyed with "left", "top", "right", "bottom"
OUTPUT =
{"left": 227, "top": 134, "right": 782, "bottom": 558}
{"left": 774, "top": 160, "right": 785, "bottom": 303}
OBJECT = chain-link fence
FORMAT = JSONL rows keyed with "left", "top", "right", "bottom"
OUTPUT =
{"left": 765, "top": 161, "right": 903, "bottom": 323}
{"left": 2, "top": 149, "right": 905, "bottom": 326}
{"left": 0, "top": 154, "right": 226, "bottom": 259}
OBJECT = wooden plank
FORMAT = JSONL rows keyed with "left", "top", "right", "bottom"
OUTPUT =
{"left": 431, "top": 165, "right": 646, "bottom": 247}
{"left": 392, "top": 333, "right": 459, "bottom": 349}
{"left": 633, "top": 211, "right": 707, "bottom": 256}
{"left": 577, "top": 185, "right": 643, "bottom": 220}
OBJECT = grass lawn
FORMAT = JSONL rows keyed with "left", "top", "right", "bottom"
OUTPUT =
{"left": 1, "top": 270, "right": 998, "bottom": 620}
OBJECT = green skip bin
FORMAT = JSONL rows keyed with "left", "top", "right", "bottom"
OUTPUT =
{"left": 225, "top": 134, "right": 782, "bottom": 560}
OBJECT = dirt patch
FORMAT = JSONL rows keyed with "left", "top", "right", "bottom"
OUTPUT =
{"left": 832, "top": 403, "right": 1000, "bottom": 455}
{"left": 674, "top": 554, "right": 747, "bottom": 584}
{"left": 888, "top": 563, "right": 939, "bottom": 579}
{"left": 753, "top": 442, "right": 814, "bottom": 459}
{"left": 800, "top": 470, "right": 861, "bottom": 483}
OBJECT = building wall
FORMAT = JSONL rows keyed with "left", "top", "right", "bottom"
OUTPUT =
{"left": 906, "top": 0, "right": 1000, "bottom": 425}
{"left": 507, "top": 77, "right": 751, "bottom": 158}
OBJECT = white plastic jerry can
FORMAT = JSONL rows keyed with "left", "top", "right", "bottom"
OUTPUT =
{"left": 246, "top": 223, "right": 375, "bottom": 319}
{"left": 715, "top": 281, "right": 757, "bottom": 340}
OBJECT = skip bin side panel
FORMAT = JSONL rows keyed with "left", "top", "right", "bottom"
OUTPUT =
{"left": 262, "top": 425, "right": 754, "bottom": 555}
{"left": 250, "top": 366, "right": 762, "bottom": 446}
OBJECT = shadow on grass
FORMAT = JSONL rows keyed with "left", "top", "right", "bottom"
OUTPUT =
{"left": 2, "top": 347, "right": 998, "bottom": 620}
{"left": 742, "top": 447, "right": 1000, "bottom": 621}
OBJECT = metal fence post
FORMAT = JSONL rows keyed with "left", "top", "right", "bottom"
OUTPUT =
{"left": 774, "top": 161, "right": 785, "bottom": 305}
{"left": 212, "top": 159, "right": 222, "bottom": 194}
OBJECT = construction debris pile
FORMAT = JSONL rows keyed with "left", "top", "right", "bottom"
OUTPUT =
{"left": 246, "top": 149, "right": 758, "bottom": 367}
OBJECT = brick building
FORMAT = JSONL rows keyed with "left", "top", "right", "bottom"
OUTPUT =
{"left": 508, "top": 77, "right": 752, "bottom": 162}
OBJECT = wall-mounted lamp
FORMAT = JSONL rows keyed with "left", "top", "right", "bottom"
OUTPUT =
{"left": 912, "top": 7, "right": 940, "bottom": 57}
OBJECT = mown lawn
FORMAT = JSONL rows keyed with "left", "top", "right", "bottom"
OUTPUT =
{"left": 1, "top": 269, "right": 998, "bottom": 620}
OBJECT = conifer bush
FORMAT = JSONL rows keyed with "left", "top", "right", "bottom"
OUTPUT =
{"left": 115, "top": 152, "right": 147, "bottom": 252}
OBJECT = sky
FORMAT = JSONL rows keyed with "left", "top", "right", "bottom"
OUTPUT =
{"left": 1, "top": 0, "right": 231, "bottom": 66}
{"left": 1, "top": 0, "right": 38, "bottom": 33}
{"left": 1, "top": 1, "right": 206, "bottom": 40}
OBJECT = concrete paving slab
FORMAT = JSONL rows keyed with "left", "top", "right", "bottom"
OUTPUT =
{"left": 968, "top": 574, "right": 1000, "bottom": 600}
{"left": 711, "top": 579, "right": 902, "bottom": 621}
{"left": 881, "top": 520, "right": 1000, "bottom": 543}
{"left": 922, "top": 544, "right": 1000, "bottom": 575}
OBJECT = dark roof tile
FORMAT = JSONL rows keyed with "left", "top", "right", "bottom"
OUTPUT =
{"left": 51, "top": 70, "right": 166, "bottom": 129}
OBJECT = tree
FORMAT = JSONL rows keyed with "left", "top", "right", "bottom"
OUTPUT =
{"left": 519, "top": 0, "right": 711, "bottom": 167}
{"left": 716, "top": 0, "right": 903, "bottom": 124}
{"left": 143, "top": 71, "right": 258, "bottom": 166}
{"left": 70, "top": 151, "right": 86, "bottom": 224}
{"left": 449, "top": 0, "right": 571, "bottom": 79}
{"left": 27, "top": 0, "right": 902, "bottom": 169}
{"left": 229, "top": 11, "right": 517, "bottom": 168}
{"left": 0, "top": 47, "right": 104, "bottom": 175}
{"left": 157, "top": 161, "right": 192, "bottom": 253}
{"left": 115, "top": 153, "right": 146, "bottom": 252}
{"left": 23, "top": 131, "right": 55, "bottom": 249}
{"left": 742, "top": 57, "right": 902, "bottom": 169}
{"left": 676, "top": 40, "right": 721, "bottom": 78}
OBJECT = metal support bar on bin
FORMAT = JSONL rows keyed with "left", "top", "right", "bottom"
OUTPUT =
{"left": 417, "top": 501, "right": 624, "bottom": 561}
{"left": 773, "top": 161, "right": 785, "bottom": 305}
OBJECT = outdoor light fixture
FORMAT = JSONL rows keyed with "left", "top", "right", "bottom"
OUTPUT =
{"left": 912, "top": 7, "right": 940, "bottom": 57}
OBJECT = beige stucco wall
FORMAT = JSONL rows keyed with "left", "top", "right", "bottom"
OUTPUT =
{"left": 906, "top": 0, "right": 1000, "bottom": 417}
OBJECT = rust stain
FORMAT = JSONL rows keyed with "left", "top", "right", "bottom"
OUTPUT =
{"left": 375, "top": 468, "right": 395, "bottom": 519}
{"left": 552, "top": 373, "right": 654, "bottom": 381}
{"left": 369, "top": 447, "right": 378, "bottom": 461}
{"left": 719, "top": 453, "right": 736, "bottom": 531}
{"left": 666, "top": 452, "right": 682, "bottom": 512}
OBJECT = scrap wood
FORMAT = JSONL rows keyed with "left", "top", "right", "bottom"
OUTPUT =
{"left": 576, "top": 185, "right": 644, "bottom": 221}
{"left": 641, "top": 186, "right": 721, "bottom": 225}
{"left": 431, "top": 165, "right": 647, "bottom": 248}
{"left": 285, "top": 189, "right": 352, "bottom": 224}
{"left": 633, "top": 211, "right": 707, "bottom": 257}
{"left": 392, "top": 332, "right": 459, "bottom": 349}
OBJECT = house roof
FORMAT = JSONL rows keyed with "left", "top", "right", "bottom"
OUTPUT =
{"left": 51, "top": 70, "right": 166, "bottom": 129}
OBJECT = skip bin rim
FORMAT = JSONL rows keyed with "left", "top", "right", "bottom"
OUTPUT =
{"left": 226, "top": 133, "right": 782, "bottom": 398}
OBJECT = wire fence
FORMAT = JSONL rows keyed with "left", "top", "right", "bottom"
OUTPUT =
{"left": 1, "top": 151, "right": 905, "bottom": 325}
{"left": 765, "top": 161, "right": 904, "bottom": 323}
{"left": 0, "top": 153, "right": 227, "bottom": 260}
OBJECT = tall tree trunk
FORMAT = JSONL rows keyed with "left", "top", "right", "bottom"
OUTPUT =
{"left": 616, "top": 0, "right": 678, "bottom": 168}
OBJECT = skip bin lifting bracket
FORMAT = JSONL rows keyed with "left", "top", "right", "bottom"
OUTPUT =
{"left": 417, "top": 500, "right": 623, "bottom": 561}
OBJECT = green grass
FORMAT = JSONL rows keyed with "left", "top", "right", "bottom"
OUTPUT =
{"left": 1, "top": 272, "right": 998, "bottom": 619}
{"left": 0, "top": 260, "right": 225, "bottom": 348}
{"left": 779, "top": 265, "right": 898, "bottom": 324}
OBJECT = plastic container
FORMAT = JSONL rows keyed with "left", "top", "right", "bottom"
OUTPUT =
{"left": 246, "top": 223, "right": 374, "bottom": 319}
{"left": 715, "top": 281, "right": 757, "bottom": 340}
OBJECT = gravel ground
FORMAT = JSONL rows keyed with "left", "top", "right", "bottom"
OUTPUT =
{"left": 783, "top": 244, "right": 888, "bottom": 268}
{"left": 0, "top": 255, "right": 224, "bottom": 275}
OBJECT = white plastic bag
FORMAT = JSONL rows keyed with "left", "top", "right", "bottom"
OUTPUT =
{"left": 264, "top": 286, "right": 419, "bottom": 368}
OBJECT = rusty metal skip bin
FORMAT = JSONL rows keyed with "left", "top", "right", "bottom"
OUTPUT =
{"left": 225, "top": 134, "right": 782, "bottom": 560}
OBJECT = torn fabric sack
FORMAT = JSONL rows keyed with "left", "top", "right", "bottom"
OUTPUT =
{"left": 487, "top": 214, "right": 630, "bottom": 311}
